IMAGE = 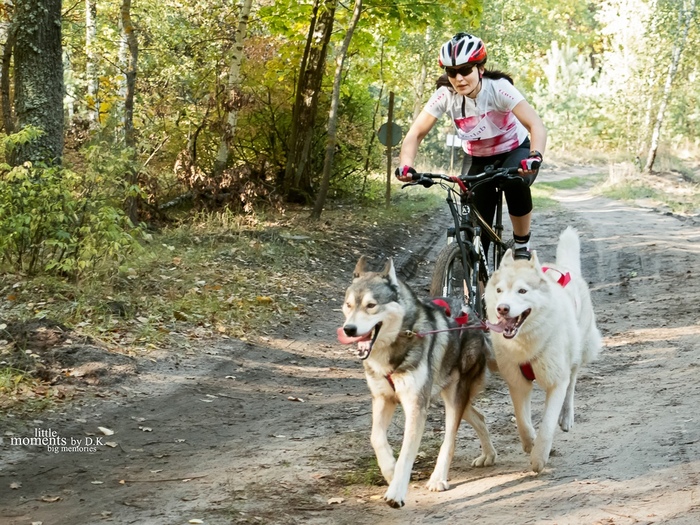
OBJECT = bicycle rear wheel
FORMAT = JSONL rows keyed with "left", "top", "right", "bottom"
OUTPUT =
{"left": 430, "top": 243, "right": 475, "bottom": 313}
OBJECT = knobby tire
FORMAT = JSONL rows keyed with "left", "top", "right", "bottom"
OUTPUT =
{"left": 430, "top": 243, "right": 475, "bottom": 313}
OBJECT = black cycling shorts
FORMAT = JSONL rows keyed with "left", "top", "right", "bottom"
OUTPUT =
{"left": 460, "top": 138, "right": 537, "bottom": 220}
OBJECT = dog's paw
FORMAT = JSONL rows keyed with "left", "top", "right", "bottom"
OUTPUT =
{"left": 558, "top": 409, "right": 574, "bottom": 432}
{"left": 519, "top": 426, "right": 536, "bottom": 453}
{"left": 383, "top": 489, "right": 405, "bottom": 508}
{"left": 471, "top": 451, "right": 497, "bottom": 468}
{"left": 521, "top": 436, "right": 535, "bottom": 454}
{"left": 530, "top": 442, "right": 550, "bottom": 473}
{"left": 426, "top": 475, "right": 449, "bottom": 492}
{"left": 530, "top": 454, "right": 547, "bottom": 473}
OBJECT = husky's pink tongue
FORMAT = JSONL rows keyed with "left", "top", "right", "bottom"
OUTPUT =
{"left": 485, "top": 319, "right": 506, "bottom": 333}
{"left": 337, "top": 327, "right": 371, "bottom": 345}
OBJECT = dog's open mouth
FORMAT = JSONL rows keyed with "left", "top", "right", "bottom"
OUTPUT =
{"left": 487, "top": 309, "right": 531, "bottom": 339}
{"left": 336, "top": 323, "right": 382, "bottom": 360}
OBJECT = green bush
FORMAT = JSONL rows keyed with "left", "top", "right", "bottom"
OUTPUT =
{"left": 0, "top": 132, "right": 143, "bottom": 278}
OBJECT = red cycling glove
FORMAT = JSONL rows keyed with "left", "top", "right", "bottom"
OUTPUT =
{"left": 520, "top": 151, "right": 543, "bottom": 171}
{"left": 394, "top": 165, "right": 417, "bottom": 179}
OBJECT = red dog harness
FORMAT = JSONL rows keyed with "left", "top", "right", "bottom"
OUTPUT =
{"left": 519, "top": 267, "right": 572, "bottom": 381}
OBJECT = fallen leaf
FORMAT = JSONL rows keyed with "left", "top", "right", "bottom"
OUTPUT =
{"left": 139, "top": 426, "right": 153, "bottom": 432}
{"left": 105, "top": 442, "right": 118, "bottom": 448}
{"left": 256, "top": 296, "right": 273, "bottom": 304}
{"left": 91, "top": 481, "right": 104, "bottom": 485}
{"left": 40, "top": 495, "right": 61, "bottom": 503}
{"left": 98, "top": 427, "right": 115, "bottom": 436}
{"left": 287, "top": 396, "right": 304, "bottom": 403}
{"left": 189, "top": 520, "right": 204, "bottom": 524}
{"left": 328, "top": 497, "right": 344, "bottom": 505}
{"left": 9, "top": 481, "right": 21, "bottom": 489}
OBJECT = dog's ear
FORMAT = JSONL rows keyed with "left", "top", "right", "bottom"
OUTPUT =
{"left": 353, "top": 256, "right": 368, "bottom": 279}
{"left": 381, "top": 258, "right": 399, "bottom": 287}
{"left": 499, "top": 249, "right": 515, "bottom": 268}
{"left": 531, "top": 250, "right": 542, "bottom": 269}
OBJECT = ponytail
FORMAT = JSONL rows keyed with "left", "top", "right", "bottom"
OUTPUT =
{"left": 483, "top": 69, "right": 514, "bottom": 85}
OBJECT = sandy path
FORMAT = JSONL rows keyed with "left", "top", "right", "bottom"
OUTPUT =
{"left": 1, "top": 166, "right": 699, "bottom": 524}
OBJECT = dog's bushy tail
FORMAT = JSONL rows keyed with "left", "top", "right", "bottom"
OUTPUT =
{"left": 555, "top": 226, "right": 582, "bottom": 275}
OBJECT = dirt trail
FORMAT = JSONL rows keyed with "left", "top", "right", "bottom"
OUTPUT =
{"left": 2, "top": 166, "right": 700, "bottom": 525}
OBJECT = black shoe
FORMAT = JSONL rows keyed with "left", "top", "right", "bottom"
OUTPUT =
{"left": 513, "top": 247, "right": 531, "bottom": 260}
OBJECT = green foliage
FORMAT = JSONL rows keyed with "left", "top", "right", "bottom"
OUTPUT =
{"left": 0, "top": 133, "right": 142, "bottom": 278}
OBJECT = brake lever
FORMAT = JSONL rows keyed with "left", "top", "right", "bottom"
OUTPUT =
{"left": 402, "top": 177, "right": 434, "bottom": 189}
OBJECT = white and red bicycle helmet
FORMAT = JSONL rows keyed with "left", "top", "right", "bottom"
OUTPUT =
{"left": 439, "top": 33, "right": 487, "bottom": 67}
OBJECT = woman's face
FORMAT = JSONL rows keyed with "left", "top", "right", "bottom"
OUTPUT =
{"left": 445, "top": 64, "right": 482, "bottom": 97}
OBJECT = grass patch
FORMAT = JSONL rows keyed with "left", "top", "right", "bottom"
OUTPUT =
{"left": 0, "top": 190, "right": 444, "bottom": 355}
{"left": 596, "top": 162, "right": 700, "bottom": 214}
{"left": 339, "top": 454, "right": 385, "bottom": 487}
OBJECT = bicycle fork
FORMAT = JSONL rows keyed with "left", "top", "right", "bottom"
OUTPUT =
{"left": 445, "top": 194, "right": 474, "bottom": 309}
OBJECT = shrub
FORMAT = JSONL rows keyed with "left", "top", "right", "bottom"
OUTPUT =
{"left": 0, "top": 131, "right": 143, "bottom": 278}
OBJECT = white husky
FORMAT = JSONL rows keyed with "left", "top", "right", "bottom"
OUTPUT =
{"left": 485, "top": 227, "right": 602, "bottom": 472}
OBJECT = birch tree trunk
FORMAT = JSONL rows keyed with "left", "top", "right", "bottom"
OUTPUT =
{"left": 311, "top": 0, "right": 363, "bottom": 219}
{"left": 64, "top": 50, "right": 76, "bottom": 120}
{"left": 85, "top": 0, "right": 99, "bottom": 125}
{"left": 11, "top": 0, "right": 64, "bottom": 165}
{"left": 120, "top": 0, "right": 140, "bottom": 222}
{"left": 282, "top": 0, "right": 336, "bottom": 202}
{"left": 212, "top": 0, "right": 254, "bottom": 179}
{"left": 644, "top": 0, "right": 695, "bottom": 173}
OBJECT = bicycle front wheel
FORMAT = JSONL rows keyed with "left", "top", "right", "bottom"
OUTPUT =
{"left": 430, "top": 243, "right": 473, "bottom": 309}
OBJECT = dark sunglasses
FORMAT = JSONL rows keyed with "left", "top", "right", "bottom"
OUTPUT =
{"left": 444, "top": 65, "right": 475, "bottom": 78}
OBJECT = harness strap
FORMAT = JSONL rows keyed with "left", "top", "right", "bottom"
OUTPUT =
{"left": 385, "top": 373, "right": 395, "bottom": 391}
{"left": 519, "top": 363, "right": 536, "bottom": 382}
{"left": 542, "top": 266, "right": 571, "bottom": 287}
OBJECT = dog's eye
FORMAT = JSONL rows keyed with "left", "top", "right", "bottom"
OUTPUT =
{"left": 366, "top": 302, "right": 377, "bottom": 309}
{"left": 518, "top": 288, "right": 527, "bottom": 294}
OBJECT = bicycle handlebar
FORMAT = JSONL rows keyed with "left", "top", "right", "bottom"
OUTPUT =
{"left": 402, "top": 165, "right": 522, "bottom": 190}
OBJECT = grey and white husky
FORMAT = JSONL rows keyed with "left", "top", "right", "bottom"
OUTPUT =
{"left": 485, "top": 227, "right": 602, "bottom": 473}
{"left": 337, "top": 256, "right": 496, "bottom": 508}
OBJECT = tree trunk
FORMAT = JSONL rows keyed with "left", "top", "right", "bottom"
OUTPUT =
{"left": 282, "top": 0, "right": 336, "bottom": 202}
{"left": 212, "top": 0, "right": 254, "bottom": 179}
{"left": 120, "top": 0, "right": 139, "bottom": 223}
{"left": 11, "top": 0, "right": 64, "bottom": 165}
{"left": 412, "top": 28, "right": 431, "bottom": 122}
{"left": 644, "top": 0, "right": 695, "bottom": 173}
{"left": 311, "top": 0, "right": 362, "bottom": 219}
{"left": 85, "top": 0, "right": 99, "bottom": 125}
{"left": 1, "top": 21, "right": 15, "bottom": 134}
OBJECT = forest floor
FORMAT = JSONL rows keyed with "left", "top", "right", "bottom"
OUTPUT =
{"left": 1, "top": 164, "right": 700, "bottom": 524}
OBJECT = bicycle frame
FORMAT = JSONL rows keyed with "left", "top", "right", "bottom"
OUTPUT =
{"left": 404, "top": 165, "right": 521, "bottom": 315}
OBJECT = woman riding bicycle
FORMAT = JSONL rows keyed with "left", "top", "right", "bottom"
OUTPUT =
{"left": 396, "top": 32, "right": 547, "bottom": 261}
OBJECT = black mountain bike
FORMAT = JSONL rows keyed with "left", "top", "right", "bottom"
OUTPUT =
{"left": 403, "top": 165, "right": 524, "bottom": 319}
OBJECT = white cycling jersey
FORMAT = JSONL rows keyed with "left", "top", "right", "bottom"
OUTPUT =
{"left": 424, "top": 77, "right": 528, "bottom": 157}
